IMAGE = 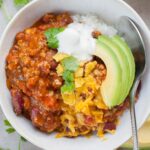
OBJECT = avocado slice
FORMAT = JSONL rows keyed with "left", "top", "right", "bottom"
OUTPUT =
{"left": 94, "top": 35, "right": 135, "bottom": 108}
{"left": 112, "top": 35, "right": 135, "bottom": 96}
{"left": 94, "top": 40, "right": 122, "bottom": 107}
{"left": 98, "top": 36, "right": 130, "bottom": 105}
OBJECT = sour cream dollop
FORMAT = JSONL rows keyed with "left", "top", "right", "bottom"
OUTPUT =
{"left": 57, "top": 23, "right": 96, "bottom": 61}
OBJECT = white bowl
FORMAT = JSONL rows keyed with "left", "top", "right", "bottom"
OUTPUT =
{"left": 0, "top": 0, "right": 150, "bottom": 149}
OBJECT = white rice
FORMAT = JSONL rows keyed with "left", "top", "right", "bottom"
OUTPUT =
{"left": 72, "top": 14, "right": 117, "bottom": 37}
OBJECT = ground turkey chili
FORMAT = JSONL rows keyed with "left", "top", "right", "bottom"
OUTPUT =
{"left": 6, "top": 13, "right": 73, "bottom": 132}
{"left": 6, "top": 12, "right": 139, "bottom": 137}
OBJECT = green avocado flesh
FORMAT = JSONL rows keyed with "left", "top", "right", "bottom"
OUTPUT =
{"left": 94, "top": 35, "right": 135, "bottom": 108}
{"left": 112, "top": 35, "right": 135, "bottom": 95}
{"left": 98, "top": 36, "right": 130, "bottom": 104}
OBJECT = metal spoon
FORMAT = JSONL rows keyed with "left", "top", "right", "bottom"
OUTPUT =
{"left": 117, "top": 17, "right": 146, "bottom": 150}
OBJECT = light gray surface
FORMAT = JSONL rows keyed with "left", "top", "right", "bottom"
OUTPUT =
{"left": 125, "top": 0, "right": 150, "bottom": 27}
{"left": 0, "top": 0, "right": 149, "bottom": 150}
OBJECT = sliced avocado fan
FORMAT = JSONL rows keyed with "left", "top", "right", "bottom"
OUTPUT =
{"left": 94, "top": 35, "right": 135, "bottom": 108}
{"left": 112, "top": 35, "right": 135, "bottom": 96}
{"left": 98, "top": 35, "right": 130, "bottom": 105}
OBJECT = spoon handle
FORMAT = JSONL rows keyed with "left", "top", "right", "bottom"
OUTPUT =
{"left": 130, "top": 79, "right": 140, "bottom": 150}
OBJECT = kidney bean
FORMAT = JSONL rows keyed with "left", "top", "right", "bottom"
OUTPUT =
{"left": 11, "top": 89, "right": 23, "bottom": 115}
{"left": 103, "top": 122, "right": 116, "bottom": 131}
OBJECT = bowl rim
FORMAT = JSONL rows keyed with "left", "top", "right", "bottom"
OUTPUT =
{"left": 0, "top": 0, "right": 150, "bottom": 149}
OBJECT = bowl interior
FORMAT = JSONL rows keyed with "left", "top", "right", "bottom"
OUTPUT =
{"left": 0, "top": 0, "right": 150, "bottom": 150}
